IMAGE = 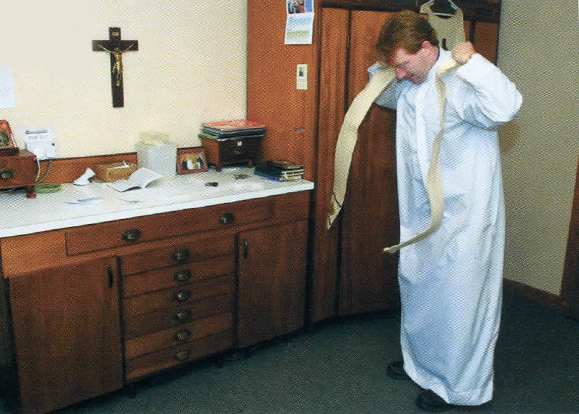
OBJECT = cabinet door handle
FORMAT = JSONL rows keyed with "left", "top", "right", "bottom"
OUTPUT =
{"left": 243, "top": 239, "right": 249, "bottom": 258}
{"left": 122, "top": 228, "right": 142, "bottom": 242}
{"left": 174, "top": 269, "right": 192, "bottom": 283}
{"left": 173, "top": 248, "right": 190, "bottom": 262}
{"left": 174, "top": 349, "right": 191, "bottom": 362}
{"left": 174, "top": 289, "right": 191, "bottom": 302}
{"left": 174, "top": 329, "right": 191, "bottom": 343}
{"left": 219, "top": 213, "right": 235, "bottom": 225}
{"left": 174, "top": 309, "right": 191, "bottom": 321}
{"left": 107, "top": 267, "right": 114, "bottom": 288}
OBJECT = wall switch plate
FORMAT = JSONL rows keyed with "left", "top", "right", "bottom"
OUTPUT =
{"left": 296, "top": 64, "right": 308, "bottom": 90}
{"left": 23, "top": 128, "right": 58, "bottom": 160}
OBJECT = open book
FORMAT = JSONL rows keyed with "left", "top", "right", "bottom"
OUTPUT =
{"left": 105, "top": 167, "right": 163, "bottom": 192}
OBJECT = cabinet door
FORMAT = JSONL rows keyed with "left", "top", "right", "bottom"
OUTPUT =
{"left": 237, "top": 221, "right": 307, "bottom": 348}
{"left": 339, "top": 10, "right": 401, "bottom": 316}
{"left": 9, "top": 257, "right": 123, "bottom": 414}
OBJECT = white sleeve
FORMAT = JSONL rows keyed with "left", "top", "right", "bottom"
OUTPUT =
{"left": 453, "top": 53, "right": 522, "bottom": 129}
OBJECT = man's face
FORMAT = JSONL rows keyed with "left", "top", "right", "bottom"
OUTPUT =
{"left": 389, "top": 43, "right": 433, "bottom": 84}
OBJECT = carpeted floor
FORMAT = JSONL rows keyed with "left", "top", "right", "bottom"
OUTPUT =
{"left": 3, "top": 291, "right": 578, "bottom": 414}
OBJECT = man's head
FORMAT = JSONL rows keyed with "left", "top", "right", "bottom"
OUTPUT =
{"left": 376, "top": 10, "right": 439, "bottom": 84}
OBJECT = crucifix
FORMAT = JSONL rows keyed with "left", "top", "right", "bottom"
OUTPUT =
{"left": 92, "top": 27, "right": 139, "bottom": 107}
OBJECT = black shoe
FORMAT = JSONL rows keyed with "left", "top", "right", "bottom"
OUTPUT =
{"left": 387, "top": 361, "right": 411, "bottom": 380}
{"left": 416, "top": 390, "right": 456, "bottom": 412}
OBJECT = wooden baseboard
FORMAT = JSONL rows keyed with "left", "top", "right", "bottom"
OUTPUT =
{"left": 503, "top": 278, "right": 564, "bottom": 312}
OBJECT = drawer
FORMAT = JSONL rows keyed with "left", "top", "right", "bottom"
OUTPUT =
{"left": 65, "top": 197, "right": 276, "bottom": 255}
{"left": 125, "top": 331, "right": 233, "bottom": 381}
{"left": 124, "top": 293, "right": 234, "bottom": 339}
{"left": 120, "top": 235, "right": 233, "bottom": 276}
{"left": 123, "top": 275, "right": 234, "bottom": 318}
{"left": 124, "top": 312, "right": 233, "bottom": 360}
{"left": 123, "top": 255, "right": 234, "bottom": 297}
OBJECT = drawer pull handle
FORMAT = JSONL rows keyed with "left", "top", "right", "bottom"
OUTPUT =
{"left": 107, "top": 267, "right": 114, "bottom": 288}
{"left": 173, "top": 249, "right": 190, "bottom": 262}
{"left": 175, "top": 290, "right": 191, "bottom": 302}
{"left": 219, "top": 213, "right": 235, "bottom": 225}
{"left": 0, "top": 168, "right": 15, "bottom": 180}
{"left": 174, "top": 309, "right": 191, "bottom": 321}
{"left": 174, "top": 329, "right": 191, "bottom": 343}
{"left": 122, "top": 228, "right": 142, "bottom": 242}
{"left": 174, "top": 350, "right": 191, "bottom": 362}
{"left": 243, "top": 239, "right": 249, "bottom": 258}
{"left": 174, "top": 269, "right": 192, "bottom": 283}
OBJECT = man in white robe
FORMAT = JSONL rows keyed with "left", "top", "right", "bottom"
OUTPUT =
{"left": 371, "top": 11, "right": 522, "bottom": 411}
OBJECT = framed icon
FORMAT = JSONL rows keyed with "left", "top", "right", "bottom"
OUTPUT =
{"left": 177, "top": 147, "right": 208, "bottom": 174}
{"left": 0, "top": 120, "right": 18, "bottom": 155}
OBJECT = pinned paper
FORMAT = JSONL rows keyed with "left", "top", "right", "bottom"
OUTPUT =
{"left": 0, "top": 66, "right": 16, "bottom": 109}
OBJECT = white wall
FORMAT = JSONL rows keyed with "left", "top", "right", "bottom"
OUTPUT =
{"left": 0, "top": 0, "right": 247, "bottom": 157}
{"left": 498, "top": 0, "right": 579, "bottom": 294}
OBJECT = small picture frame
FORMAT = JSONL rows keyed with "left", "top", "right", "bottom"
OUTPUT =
{"left": 0, "top": 120, "right": 18, "bottom": 155}
{"left": 177, "top": 147, "right": 208, "bottom": 174}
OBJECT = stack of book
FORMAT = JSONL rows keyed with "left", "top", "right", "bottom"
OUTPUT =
{"left": 254, "top": 160, "right": 305, "bottom": 181}
{"left": 200, "top": 120, "right": 266, "bottom": 140}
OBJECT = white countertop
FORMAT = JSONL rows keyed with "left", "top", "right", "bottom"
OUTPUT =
{"left": 0, "top": 166, "right": 314, "bottom": 238}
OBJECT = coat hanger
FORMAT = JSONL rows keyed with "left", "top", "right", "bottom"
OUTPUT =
{"left": 425, "top": 0, "right": 459, "bottom": 17}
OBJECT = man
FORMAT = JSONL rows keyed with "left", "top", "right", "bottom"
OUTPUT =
{"left": 370, "top": 10, "right": 522, "bottom": 412}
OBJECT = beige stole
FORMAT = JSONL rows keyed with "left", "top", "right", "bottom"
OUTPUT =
{"left": 328, "top": 59, "right": 461, "bottom": 255}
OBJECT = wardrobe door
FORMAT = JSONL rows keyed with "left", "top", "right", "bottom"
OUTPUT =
{"left": 339, "top": 10, "right": 400, "bottom": 316}
{"left": 310, "top": 7, "right": 349, "bottom": 323}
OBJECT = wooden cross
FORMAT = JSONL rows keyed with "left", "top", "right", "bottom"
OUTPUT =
{"left": 92, "top": 27, "right": 139, "bottom": 107}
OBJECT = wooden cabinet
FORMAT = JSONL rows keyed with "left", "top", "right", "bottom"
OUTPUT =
{"left": 237, "top": 221, "right": 308, "bottom": 348}
{"left": 0, "top": 190, "right": 311, "bottom": 414}
{"left": 8, "top": 258, "right": 123, "bottom": 414}
{"left": 247, "top": 0, "right": 502, "bottom": 323}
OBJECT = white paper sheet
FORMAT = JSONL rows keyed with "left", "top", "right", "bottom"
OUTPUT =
{"left": 0, "top": 66, "right": 16, "bottom": 109}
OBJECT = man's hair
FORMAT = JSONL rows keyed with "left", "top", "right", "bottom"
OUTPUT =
{"left": 376, "top": 10, "right": 439, "bottom": 64}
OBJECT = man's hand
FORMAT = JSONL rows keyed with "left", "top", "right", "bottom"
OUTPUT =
{"left": 452, "top": 41, "right": 476, "bottom": 65}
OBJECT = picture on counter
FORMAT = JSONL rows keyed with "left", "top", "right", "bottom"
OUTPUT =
{"left": 0, "top": 120, "right": 15, "bottom": 148}
{"left": 177, "top": 147, "right": 208, "bottom": 174}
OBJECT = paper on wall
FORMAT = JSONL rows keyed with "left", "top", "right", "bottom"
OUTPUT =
{"left": 285, "top": 0, "right": 314, "bottom": 45}
{"left": 0, "top": 65, "right": 16, "bottom": 109}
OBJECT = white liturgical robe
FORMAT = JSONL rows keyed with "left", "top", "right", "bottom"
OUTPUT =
{"left": 372, "top": 49, "right": 522, "bottom": 405}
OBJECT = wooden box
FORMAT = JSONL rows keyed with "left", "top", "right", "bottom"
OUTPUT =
{"left": 199, "top": 135, "right": 261, "bottom": 172}
{"left": 0, "top": 150, "right": 37, "bottom": 197}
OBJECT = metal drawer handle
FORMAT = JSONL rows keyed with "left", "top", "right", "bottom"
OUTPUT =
{"left": 174, "top": 349, "right": 191, "bottom": 362}
{"left": 175, "top": 289, "right": 191, "bottom": 302}
{"left": 174, "top": 309, "right": 191, "bottom": 321}
{"left": 122, "top": 228, "right": 142, "bottom": 242}
{"left": 174, "top": 329, "right": 191, "bottom": 343}
{"left": 0, "top": 168, "right": 15, "bottom": 180}
{"left": 173, "top": 248, "right": 190, "bottom": 262}
{"left": 174, "top": 269, "right": 192, "bottom": 283}
{"left": 219, "top": 213, "right": 235, "bottom": 225}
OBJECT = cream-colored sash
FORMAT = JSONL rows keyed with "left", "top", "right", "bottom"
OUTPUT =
{"left": 382, "top": 58, "right": 458, "bottom": 254}
{"left": 327, "top": 59, "right": 461, "bottom": 255}
{"left": 327, "top": 68, "right": 396, "bottom": 228}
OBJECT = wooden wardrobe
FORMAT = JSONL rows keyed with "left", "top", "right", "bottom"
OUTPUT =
{"left": 247, "top": 0, "right": 502, "bottom": 323}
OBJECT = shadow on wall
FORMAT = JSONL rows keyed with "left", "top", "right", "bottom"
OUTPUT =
{"left": 499, "top": 120, "right": 521, "bottom": 154}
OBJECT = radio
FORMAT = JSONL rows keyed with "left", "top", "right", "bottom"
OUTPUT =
{"left": 0, "top": 150, "right": 38, "bottom": 198}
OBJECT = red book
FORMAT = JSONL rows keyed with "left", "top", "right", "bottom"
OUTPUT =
{"left": 202, "top": 120, "right": 265, "bottom": 132}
